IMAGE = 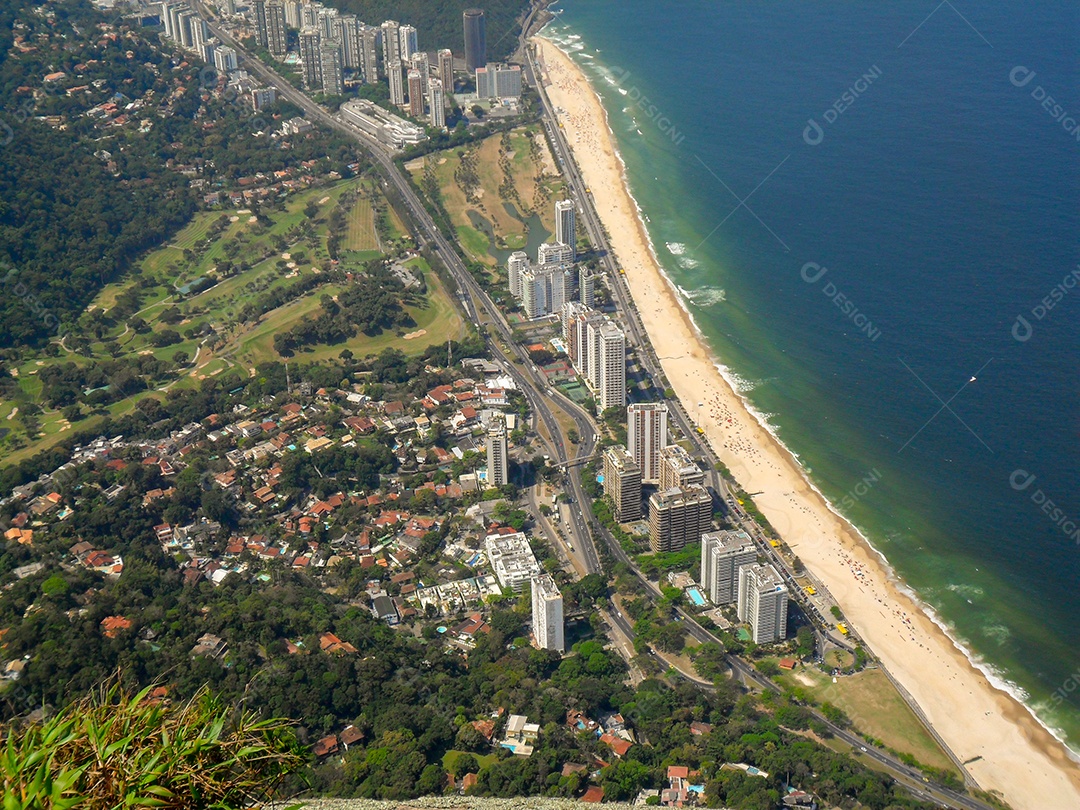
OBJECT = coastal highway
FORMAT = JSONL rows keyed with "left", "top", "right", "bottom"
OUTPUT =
{"left": 189, "top": 10, "right": 987, "bottom": 807}
{"left": 520, "top": 36, "right": 990, "bottom": 810}
{"left": 520, "top": 40, "right": 824, "bottom": 617}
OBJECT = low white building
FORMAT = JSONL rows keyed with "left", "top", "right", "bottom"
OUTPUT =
{"left": 340, "top": 99, "right": 427, "bottom": 149}
{"left": 484, "top": 532, "right": 540, "bottom": 592}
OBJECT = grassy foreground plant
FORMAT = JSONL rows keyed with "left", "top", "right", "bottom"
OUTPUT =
{"left": 1, "top": 680, "right": 304, "bottom": 809}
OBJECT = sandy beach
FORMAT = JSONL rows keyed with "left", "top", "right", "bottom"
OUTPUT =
{"left": 532, "top": 34, "right": 1080, "bottom": 810}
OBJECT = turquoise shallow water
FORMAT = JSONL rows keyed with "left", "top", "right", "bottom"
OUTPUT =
{"left": 544, "top": 0, "right": 1080, "bottom": 749}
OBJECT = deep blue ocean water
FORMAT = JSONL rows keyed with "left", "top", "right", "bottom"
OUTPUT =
{"left": 544, "top": 0, "right": 1080, "bottom": 748}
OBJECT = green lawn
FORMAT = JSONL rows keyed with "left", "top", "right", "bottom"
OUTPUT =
{"left": 441, "top": 749, "right": 501, "bottom": 773}
{"left": 242, "top": 258, "right": 467, "bottom": 366}
{"left": 456, "top": 225, "right": 491, "bottom": 259}
{"left": 0, "top": 176, "right": 405, "bottom": 468}
{"left": 409, "top": 125, "right": 565, "bottom": 267}
{"left": 343, "top": 194, "right": 378, "bottom": 252}
{"left": 776, "top": 664, "right": 958, "bottom": 774}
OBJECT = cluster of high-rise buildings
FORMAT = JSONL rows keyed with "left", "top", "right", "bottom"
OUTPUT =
{"left": 508, "top": 200, "right": 622, "bottom": 409}
{"left": 161, "top": 3, "right": 212, "bottom": 60}
{"left": 600, "top": 421, "right": 790, "bottom": 642}
{"left": 162, "top": 3, "right": 276, "bottom": 111}
{"left": 508, "top": 199, "right": 586, "bottom": 318}
{"left": 599, "top": 407, "right": 790, "bottom": 641}
{"left": 701, "top": 530, "right": 788, "bottom": 643}
{"left": 242, "top": 1, "right": 462, "bottom": 129}
{"left": 563, "top": 305, "right": 625, "bottom": 412}
{"left": 163, "top": 4, "right": 522, "bottom": 131}
{"left": 601, "top": 403, "right": 711, "bottom": 553}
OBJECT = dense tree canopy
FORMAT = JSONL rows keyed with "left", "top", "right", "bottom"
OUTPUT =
{"left": 0, "top": 0, "right": 361, "bottom": 349}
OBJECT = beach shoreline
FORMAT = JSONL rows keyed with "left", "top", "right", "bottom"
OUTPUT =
{"left": 531, "top": 33, "right": 1080, "bottom": 810}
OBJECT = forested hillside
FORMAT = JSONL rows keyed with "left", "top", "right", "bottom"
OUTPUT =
{"left": 0, "top": 0, "right": 361, "bottom": 349}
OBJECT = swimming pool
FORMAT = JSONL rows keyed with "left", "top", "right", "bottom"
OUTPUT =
{"left": 687, "top": 587, "right": 706, "bottom": 607}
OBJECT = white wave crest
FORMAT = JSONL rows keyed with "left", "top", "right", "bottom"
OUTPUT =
{"left": 678, "top": 285, "right": 725, "bottom": 306}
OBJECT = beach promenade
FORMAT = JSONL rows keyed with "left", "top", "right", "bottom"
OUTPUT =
{"left": 532, "top": 33, "right": 1080, "bottom": 810}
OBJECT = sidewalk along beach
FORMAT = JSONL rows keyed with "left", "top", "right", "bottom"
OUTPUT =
{"left": 532, "top": 33, "right": 1080, "bottom": 810}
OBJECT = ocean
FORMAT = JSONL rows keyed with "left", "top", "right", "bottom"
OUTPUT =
{"left": 542, "top": 0, "right": 1080, "bottom": 750}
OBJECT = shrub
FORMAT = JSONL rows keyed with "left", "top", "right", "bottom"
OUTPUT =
{"left": 0, "top": 679, "right": 304, "bottom": 808}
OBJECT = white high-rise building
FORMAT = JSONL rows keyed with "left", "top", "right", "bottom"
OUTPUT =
{"left": 485, "top": 532, "right": 540, "bottom": 592}
{"left": 627, "top": 403, "right": 668, "bottom": 483}
{"left": 738, "top": 563, "right": 789, "bottom": 644}
{"left": 317, "top": 6, "right": 339, "bottom": 40}
{"left": 531, "top": 574, "right": 564, "bottom": 652}
{"left": 161, "top": 2, "right": 178, "bottom": 39}
{"left": 475, "top": 62, "right": 522, "bottom": 99}
{"left": 538, "top": 241, "right": 573, "bottom": 267}
{"left": 572, "top": 311, "right": 604, "bottom": 378}
{"left": 428, "top": 78, "right": 445, "bottom": 128}
{"left": 387, "top": 60, "right": 405, "bottom": 106}
{"left": 399, "top": 25, "right": 418, "bottom": 65}
{"left": 579, "top": 269, "right": 596, "bottom": 307}
{"left": 555, "top": 199, "right": 576, "bottom": 259}
{"left": 283, "top": 0, "right": 302, "bottom": 28}
{"left": 508, "top": 251, "right": 529, "bottom": 300}
{"left": 520, "top": 266, "right": 566, "bottom": 319}
{"left": 189, "top": 17, "right": 209, "bottom": 56}
{"left": 335, "top": 15, "right": 360, "bottom": 70}
{"left": 176, "top": 9, "right": 196, "bottom": 48}
{"left": 300, "top": 2, "right": 318, "bottom": 28}
{"left": 486, "top": 415, "right": 508, "bottom": 487}
{"left": 701, "top": 530, "right": 756, "bottom": 605}
{"left": 213, "top": 45, "right": 238, "bottom": 73}
{"left": 586, "top": 318, "right": 626, "bottom": 411}
{"left": 380, "top": 20, "right": 400, "bottom": 68}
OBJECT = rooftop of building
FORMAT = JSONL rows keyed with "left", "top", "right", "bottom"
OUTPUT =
{"left": 651, "top": 484, "right": 710, "bottom": 506}
{"left": 703, "top": 528, "right": 755, "bottom": 551}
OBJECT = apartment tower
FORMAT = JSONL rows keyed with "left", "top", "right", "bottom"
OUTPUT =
{"left": 738, "top": 563, "right": 789, "bottom": 643}
{"left": 701, "top": 530, "right": 756, "bottom": 605}
{"left": 602, "top": 445, "right": 642, "bottom": 522}
{"left": 648, "top": 484, "right": 711, "bottom": 553}
{"left": 486, "top": 415, "right": 509, "bottom": 487}
{"left": 555, "top": 199, "right": 576, "bottom": 259}
{"left": 627, "top": 403, "right": 668, "bottom": 484}
{"left": 659, "top": 444, "right": 704, "bottom": 491}
{"left": 531, "top": 574, "right": 564, "bottom": 652}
